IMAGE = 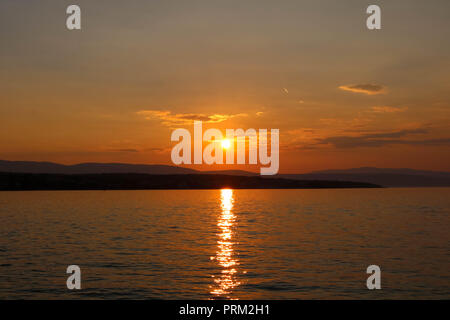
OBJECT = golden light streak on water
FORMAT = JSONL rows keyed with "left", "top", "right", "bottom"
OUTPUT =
{"left": 210, "top": 189, "right": 241, "bottom": 298}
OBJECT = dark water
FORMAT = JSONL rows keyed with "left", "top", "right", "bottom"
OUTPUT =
{"left": 0, "top": 188, "right": 449, "bottom": 299}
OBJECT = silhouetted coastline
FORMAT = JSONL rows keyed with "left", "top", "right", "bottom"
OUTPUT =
{"left": 0, "top": 172, "right": 381, "bottom": 191}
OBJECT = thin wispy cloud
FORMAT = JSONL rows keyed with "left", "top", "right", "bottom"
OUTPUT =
{"left": 101, "top": 140, "right": 143, "bottom": 153}
{"left": 319, "top": 116, "right": 373, "bottom": 129}
{"left": 339, "top": 84, "right": 386, "bottom": 95}
{"left": 371, "top": 106, "right": 408, "bottom": 113}
{"left": 112, "top": 148, "right": 139, "bottom": 153}
{"left": 146, "top": 147, "right": 171, "bottom": 154}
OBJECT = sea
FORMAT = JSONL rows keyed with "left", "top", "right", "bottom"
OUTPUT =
{"left": 0, "top": 188, "right": 449, "bottom": 299}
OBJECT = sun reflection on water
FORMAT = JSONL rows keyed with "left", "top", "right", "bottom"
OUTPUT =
{"left": 210, "top": 189, "right": 241, "bottom": 299}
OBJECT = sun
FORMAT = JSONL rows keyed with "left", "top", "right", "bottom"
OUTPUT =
{"left": 221, "top": 139, "right": 231, "bottom": 149}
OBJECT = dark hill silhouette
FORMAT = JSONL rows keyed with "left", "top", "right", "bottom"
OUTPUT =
{"left": 0, "top": 172, "right": 380, "bottom": 191}
{"left": 201, "top": 169, "right": 257, "bottom": 176}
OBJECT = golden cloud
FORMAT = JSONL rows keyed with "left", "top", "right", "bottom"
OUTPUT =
{"left": 339, "top": 84, "right": 385, "bottom": 95}
{"left": 137, "top": 110, "right": 247, "bottom": 126}
{"left": 371, "top": 106, "right": 408, "bottom": 113}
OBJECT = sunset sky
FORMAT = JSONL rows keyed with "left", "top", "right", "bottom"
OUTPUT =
{"left": 1, "top": 0, "right": 449, "bottom": 173}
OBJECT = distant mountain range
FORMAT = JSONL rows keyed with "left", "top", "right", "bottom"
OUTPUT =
{"left": 0, "top": 160, "right": 197, "bottom": 175}
{"left": 1, "top": 160, "right": 449, "bottom": 187}
{"left": 279, "top": 167, "right": 450, "bottom": 187}
{"left": 308, "top": 167, "right": 450, "bottom": 177}
{"left": 0, "top": 160, "right": 258, "bottom": 176}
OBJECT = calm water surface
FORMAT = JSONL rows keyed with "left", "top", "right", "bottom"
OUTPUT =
{"left": 0, "top": 188, "right": 449, "bottom": 299}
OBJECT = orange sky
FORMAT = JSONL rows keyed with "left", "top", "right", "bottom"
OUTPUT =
{"left": 1, "top": 0, "right": 449, "bottom": 173}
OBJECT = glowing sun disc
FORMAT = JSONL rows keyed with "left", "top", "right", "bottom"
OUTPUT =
{"left": 221, "top": 139, "right": 231, "bottom": 149}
